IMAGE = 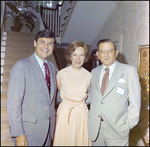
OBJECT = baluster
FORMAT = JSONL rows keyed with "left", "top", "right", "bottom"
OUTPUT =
{"left": 49, "top": 12, "right": 50, "bottom": 30}
{"left": 51, "top": 11, "right": 53, "bottom": 32}
{"left": 57, "top": 9, "right": 59, "bottom": 36}
{"left": 46, "top": 11, "right": 48, "bottom": 29}
{"left": 54, "top": 11, "right": 56, "bottom": 35}
{"left": 49, "top": 12, "right": 51, "bottom": 31}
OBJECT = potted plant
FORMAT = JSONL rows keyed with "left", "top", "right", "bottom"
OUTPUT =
{"left": 5, "top": 1, "right": 38, "bottom": 33}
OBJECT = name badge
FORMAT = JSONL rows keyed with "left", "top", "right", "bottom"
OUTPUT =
{"left": 116, "top": 86, "right": 125, "bottom": 95}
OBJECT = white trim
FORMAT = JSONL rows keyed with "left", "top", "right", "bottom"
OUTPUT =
{"left": 3, "top": 31, "right": 7, "bottom": 35}
{"left": 2, "top": 36, "right": 7, "bottom": 40}
{"left": 1, "top": 52, "right": 5, "bottom": 58}
{"left": 2, "top": 41, "right": 6, "bottom": 46}
{"left": 1, "top": 46, "right": 6, "bottom": 51}
{"left": 1, "top": 59, "right": 4, "bottom": 65}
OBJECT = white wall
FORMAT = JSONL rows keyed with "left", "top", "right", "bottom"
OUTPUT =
{"left": 91, "top": 1, "right": 149, "bottom": 69}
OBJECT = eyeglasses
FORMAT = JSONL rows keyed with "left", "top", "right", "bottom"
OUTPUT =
{"left": 98, "top": 49, "right": 115, "bottom": 54}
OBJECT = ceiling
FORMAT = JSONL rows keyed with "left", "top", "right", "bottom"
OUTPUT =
{"left": 61, "top": 1, "right": 118, "bottom": 45}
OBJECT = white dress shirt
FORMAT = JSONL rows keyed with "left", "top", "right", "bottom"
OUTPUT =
{"left": 34, "top": 52, "right": 48, "bottom": 78}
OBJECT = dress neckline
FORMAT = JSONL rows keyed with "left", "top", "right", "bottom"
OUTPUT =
{"left": 69, "top": 65, "right": 84, "bottom": 74}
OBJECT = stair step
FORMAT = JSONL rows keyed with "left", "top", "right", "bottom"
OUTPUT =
{"left": 1, "top": 93, "right": 7, "bottom": 108}
{"left": 1, "top": 100, "right": 7, "bottom": 108}
{"left": 1, "top": 128, "right": 12, "bottom": 140}
{"left": 5, "top": 51, "right": 34, "bottom": 58}
{"left": 1, "top": 92, "right": 7, "bottom": 95}
{"left": 1, "top": 122, "right": 9, "bottom": 131}
{"left": 1, "top": 140, "right": 14, "bottom": 146}
{"left": 1, "top": 82, "right": 8, "bottom": 93}
{"left": 1, "top": 107, "right": 8, "bottom": 118}
{"left": 6, "top": 36, "right": 35, "bottom": 41}
{"left": 1, "top": 122, "right": 14, "bottom": 146}
{"left": 1, "top": 94, "right": 7, "bottom": 107}
{"left": 5, "top": 45, "right": 35, "bottom": 51}
{"left": 3, "top": 65, "right": 13, "bottom": 73}
{"left": 6, "top": 39, "right": 34, "bottom": 47}
{"left": 2, "top": 73, "right": 10, "bottom": 82}
{"left": 4, "top": 57, "right": 24, "bottom": 65}
{"left": 4, "top": 49, "right": 34, "bottom": 53}
{"left": 1, "top": 93, "right": 7, "bottom": 100}
{"left": 6, "top": 31, "right": 35, "bottom": 40}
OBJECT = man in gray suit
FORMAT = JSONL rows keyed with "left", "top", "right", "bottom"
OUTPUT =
{"left": 7, "top": 29, "right": 57, "bottom": 146}
{"left": 86, "top": 39, "right": 141, "bottom": 146}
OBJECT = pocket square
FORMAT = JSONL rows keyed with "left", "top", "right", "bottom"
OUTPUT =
{"left": 118, "top": 78, "right": 126, "bottom": 83}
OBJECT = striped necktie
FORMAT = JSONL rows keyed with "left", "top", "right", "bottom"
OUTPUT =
{"left": 101, "top": 67, "right": 109, "bottom": 96}
{"left": 43, "top": 62, "right": 51, "bottom": 93}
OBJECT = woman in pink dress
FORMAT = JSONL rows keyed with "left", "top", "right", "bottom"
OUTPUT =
{"left": 53, "top": 41, "right": 92, "bottom": 146}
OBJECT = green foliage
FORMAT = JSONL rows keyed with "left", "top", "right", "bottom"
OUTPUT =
{"left": 5, "top": 1, "right": 38, "bottom": 33}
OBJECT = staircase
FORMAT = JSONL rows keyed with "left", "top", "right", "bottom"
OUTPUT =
{"left": 1, "top": 31, "right": 35, "bottom": 146}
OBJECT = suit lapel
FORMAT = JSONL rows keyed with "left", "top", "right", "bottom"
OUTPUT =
{"left": 47, "top": 62, "right": 56, "bottom": 103}
{"left": 30, "top": 54, "right": 50, "bottom": 103}
{"left": 94, "top": 66, "right": 103, "bottom": 99}
{"left": 102, "top": 61, "right": 124, "bottom": 99}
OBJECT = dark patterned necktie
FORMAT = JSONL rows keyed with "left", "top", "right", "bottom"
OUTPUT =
{"left": 43, "top": 62, "right": 50, "bottom": 93}
{"left": 101, "top": 67, "right": 109, "bottom": 96}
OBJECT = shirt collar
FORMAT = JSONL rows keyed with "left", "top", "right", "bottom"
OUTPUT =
{"left": 102, "top": 61, "right": 117, "bottom": 72}
{"left": 34, "top": 52, "right": 48, "bottom": 68}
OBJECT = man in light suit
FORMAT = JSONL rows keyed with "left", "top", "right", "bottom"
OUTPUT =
{"left": 7, "top": 29, "right": 57, "bottom": 146}
{"left": 86, "top": 39, "right": 141, "bottom": 146}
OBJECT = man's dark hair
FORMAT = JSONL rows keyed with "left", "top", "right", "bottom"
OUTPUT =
{"left": 35, "top": 29, "right": 56, "bottom": 46}
{"left": 91, "top": 49, "right": 97, "bottom": 56}
{"left": 97, "top": 38, "right": 117, "bottom": 50}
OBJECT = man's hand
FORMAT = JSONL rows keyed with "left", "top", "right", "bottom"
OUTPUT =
{"left": 16, "top": 134, "right": 27, "bottom": 146}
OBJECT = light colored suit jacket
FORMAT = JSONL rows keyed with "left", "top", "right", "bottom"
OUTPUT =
{"left": 86, "top": 61, "right": 141, "bottom": 141}
{"left": 7, "top": 54, "right": 57, "bottom": 146}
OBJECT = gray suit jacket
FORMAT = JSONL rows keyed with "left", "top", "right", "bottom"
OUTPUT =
{"left": 7, "top": 54, "right": 57, "bottom": 146}
{"left": 86, "top": 61, "right": 141, "bottom": 141}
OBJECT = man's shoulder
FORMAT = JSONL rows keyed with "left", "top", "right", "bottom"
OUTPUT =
{"left": 47, "top": 61, "right": 56, "bottom": 68}
{"left": 91, "top": 64, "right": 102, "bottom": 73}
{"left": 117, "top": 61, "right": 136, "bottom": 72}
{"left": 14, "top": 55, "right": 31, "bottom": 66}
{"left": 117, "top": 61, "right": 135, "bottom": 68}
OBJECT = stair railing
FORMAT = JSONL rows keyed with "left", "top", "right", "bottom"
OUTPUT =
{"left": 40, "top": 2, "right": 64, "bottom": 70}
{"left": 59, "top": 1, "right": 76, "bottom": 42}
{"left": 40, "top": 1, "right": 76, "bottom": 70}
{"left": 40, "top": 2, "right": 63, "bottom": 37}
